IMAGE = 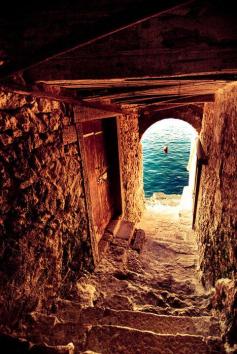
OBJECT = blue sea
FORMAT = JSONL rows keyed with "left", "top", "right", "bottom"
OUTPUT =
{"left": 141, "top": 119, "right": 196, "bottom": 197}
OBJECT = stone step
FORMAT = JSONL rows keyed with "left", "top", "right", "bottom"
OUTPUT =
{"left": 0, "top": 333, "right": 75, "bottom": 354}
{"left": 115, "top": 220, "right": 135, "bottom": 244}
{"left": 130, "top": 228, "right": 146, "bottom": 253}
{"left": 25, "top": 312, "right": 86, "bottom": 352}
{"left": 28, "top": 307, "right": 220, "bottom": 339}
{"left": 23, "top": 308, "right": 223, "bottom": 353}
{"left": 79, "top": 307, "right": 221, "bottom": 337}
{"left": 85, "top": 325, "right": 224, "bottom": 354}
{"left": 98, "top": 218, "right": 122, "bottom": 258}
{"left": 105, "top": 217, "right": 122, "bottom": 237}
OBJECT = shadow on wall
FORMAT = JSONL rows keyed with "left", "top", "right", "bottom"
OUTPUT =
{"left": 0, "top": 89, "right": 94, "bottom": 328}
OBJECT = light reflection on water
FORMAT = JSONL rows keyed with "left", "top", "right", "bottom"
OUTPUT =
{"left": 141, "top": 119, "right": 197, "bottom": 197}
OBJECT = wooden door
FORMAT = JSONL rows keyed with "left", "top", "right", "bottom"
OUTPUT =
{"left": 82, "top": 119, "right": 119, "bottom": 243}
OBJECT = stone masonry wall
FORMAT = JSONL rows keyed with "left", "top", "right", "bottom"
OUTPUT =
{"left": 196, "top": 83, "right": 237, "bottom": 286}
{"left": 118, "top": 110, "right": 145, "bottom": 223}
{"left": 193, "top": 83, "right": 237, "bottom": 346}
{"left": 139, "top": 104, "right": 203, "bottom": 138}
{"left": 0, "top": 89, "right": 93, "bottom": 329}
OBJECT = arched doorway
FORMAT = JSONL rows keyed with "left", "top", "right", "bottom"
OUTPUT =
{"left": 141, "top": 118, "right": 197, "bottom": 221}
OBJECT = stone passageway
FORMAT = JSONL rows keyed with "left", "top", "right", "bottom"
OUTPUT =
{"left": 0, "top": 2, "right": 237, "bottom": 353}
{"left": 0, "top": 1, "right": 236, "bottom": 352}
{"left": 20, "top": 196, "right": 224, "bottom": 353}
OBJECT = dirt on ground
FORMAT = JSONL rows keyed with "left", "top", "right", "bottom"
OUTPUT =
{"left": 76, "top": 196, "right": 212, "bottom": 317}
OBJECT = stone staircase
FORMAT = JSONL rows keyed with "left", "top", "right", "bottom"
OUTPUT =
{"left": 0, "top": 216, "right": 225, "bottom": 353}
{"left": 86, "top": 325, "right": 220, "bottom": 354}
{"left": 81, "top": 307, "right": 223, "bottom": 353}
{"left": 12, "top": 303, "right": 222, "bottom": 354}
{"left": 99, "top": 218, "right": 146, "bottom": 260}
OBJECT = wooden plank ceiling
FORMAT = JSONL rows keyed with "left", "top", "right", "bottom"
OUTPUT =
{"left": 0, "top": 0, "right": 237, "bottom": 113}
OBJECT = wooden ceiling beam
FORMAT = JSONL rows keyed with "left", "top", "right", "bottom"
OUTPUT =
{"left": 5, "top": 1, "right": 235, "bottom": 83}
{"left": 113, "top": 93, "right": 215, "bottom": 105}
{"left": 0, "top": 0, "right": 193, "bottom": 81}
{"left": 141, "top": 102, "right": 204, "bottom": 112}
{"left": 78, "top": 81, "right": 226, "bottom": 102}
{"left": 38, "top": 72, "right": 237, "bottom": 88}
{"left": 24, "top": 49, "right": 237, "bottom": 83}
{"left": 0, "top": 84, "right": 123, "bottom": 115}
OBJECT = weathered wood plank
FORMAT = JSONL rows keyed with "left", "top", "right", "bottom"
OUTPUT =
{"left": 25, "top": 49, "right": 237, "bottom": 82}
{"left": 22, "top": 0, "right": 237, "bottom": 82}
{"left": 39, "top": 73, "right": 237, "bottom": 88}
{"left": 0, "top": 83, "right": 123, "bottom": 116}
{"left": 141, "top": 102, "right": 198, "bottom": 111}
{"left": 114, "top": 93, "right": 215, "bottom": 105}
{"left": 0, "top": 0, "right": 192, "bottom": 80}
{"left": 74, "top": 105, "right": 121, "bottom": 123}
{"left": 84, "top": 83, "right": 221, "bottom": 103}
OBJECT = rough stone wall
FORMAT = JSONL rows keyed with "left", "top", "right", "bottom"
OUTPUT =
{"left": 212, "top": 278, "right": 237, "bottom": 347}
{"left": 139, "top": 104, "right": 203, "bottom": 138}
{"left": 196, "top": 83, "right": 237, "bottom": 287}
{"left": 118, "top": 110, "right": 145, "bottom": 223}
{"left": 0, "top": 89, "right": 93, "bottom": 328}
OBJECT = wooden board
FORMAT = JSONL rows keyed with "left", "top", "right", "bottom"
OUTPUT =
{"left": 82, "top": 119, "right": 118, "bottom": 243}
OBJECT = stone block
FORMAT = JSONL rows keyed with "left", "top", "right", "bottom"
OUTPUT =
{"left": 80, "top": 307, "right": 220, "bottom": 337}
{"left": 116, "top": 220, "right": 135, "bottom": 242}
{"left": 0, "top": 90, "right": 27, "bottom": 110}
{"left": 131, "top": 228, "right": 146, "bottom": 253}
{"left": 36, "top": 98, "right": 61, "bottom": 113}
{"left": 86, "top": 325, "right": 213, "bottom": 354}
{"left": 63, "top": 126, "right": 77, "bottom": 145}
{"left": 105, "top": 218, "right": 121, "bottom": 236}
{"left": 30, "top": 342, "right": 75, "bottom": 354}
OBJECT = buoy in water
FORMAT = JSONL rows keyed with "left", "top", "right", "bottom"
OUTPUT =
{"left": 163, "top": 145, "right": 168, "bottom": 154}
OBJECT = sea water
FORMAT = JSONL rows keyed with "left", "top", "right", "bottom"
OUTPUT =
{"left": 141, "top": 119, "right": 197, "bottom": 197}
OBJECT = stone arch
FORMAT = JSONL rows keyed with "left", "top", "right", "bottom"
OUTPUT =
{"left": 139, "top": 104, "right": 203, "bottom": 138}
{"left": 140, "top": 109, "right": 200, "bottom": 219}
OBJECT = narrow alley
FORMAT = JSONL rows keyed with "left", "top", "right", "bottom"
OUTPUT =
{"left": 22, "top": 196, "right": 224, "bottom": 353}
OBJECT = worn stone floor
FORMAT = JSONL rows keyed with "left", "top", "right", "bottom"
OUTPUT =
{"left": 79, "top": 195, "right": 211, "bottom": 316}
{"left": 6, "top": 195, "right": 225, "bottom": 353}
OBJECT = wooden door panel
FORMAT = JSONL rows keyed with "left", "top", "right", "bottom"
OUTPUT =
{"left": 82, "top": 119, "right": 103, "bottom": 135}
{"left": 94, "top": 132, "right": 112, "bottom": 231}
{"left": 82, "top": 119, "right": 115, "bottom": 243}
{"left": 94, "top": 132, "right": 107, "bottom": 176}
{"left": 83, "top": 134, "right": 102, "bottom": 239}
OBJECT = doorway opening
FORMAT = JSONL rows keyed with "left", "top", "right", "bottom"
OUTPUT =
{"left": 81, "top": 117, "right": 122, "bottom": 257}
{"left": 141, "top": 118, "right": 197, "bottom": 220}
